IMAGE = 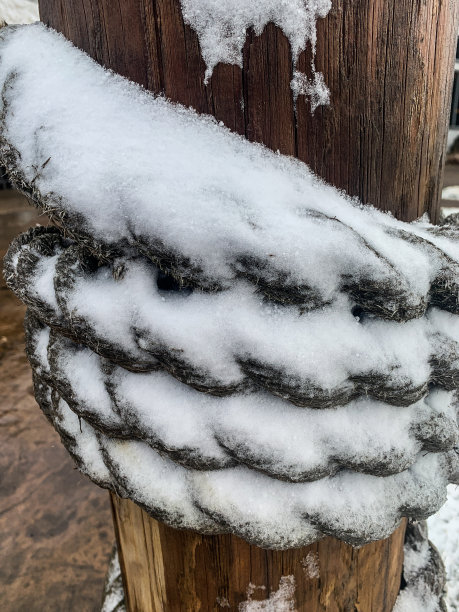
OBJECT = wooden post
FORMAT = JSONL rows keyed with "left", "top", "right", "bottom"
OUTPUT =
{"left": 110, "top": 494, "right": 406, "bottom": 611}
{"left": 38, "top": 0, "right": 458, "bottom": 610}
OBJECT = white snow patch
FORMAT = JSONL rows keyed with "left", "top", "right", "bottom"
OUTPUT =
{"left": 180, "top": 0, "right": 331, "bottom": 108}
{"left": 239, "top": 576, "right": 296, "bottom": 611}
{"left": 301, "top": 552, "right": 320, "bottom": 579}
{"left": 428, "top": 484, "right": 459, "bottom": 612}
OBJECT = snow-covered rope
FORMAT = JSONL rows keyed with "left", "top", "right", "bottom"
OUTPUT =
{"left": 24, "top": 312, "right": 459, "bottom": 481}
{"left": 394, "top": 522, "right": 448, "bottom": 612}
{"left": 31, "top": 369, "right": 459, "bottom": 549}
{"left": 2, "top": 23, "right": 459, "bottom": 551}
{"left": 1, "top": 24, "right": 459, "bottom": 321}
{"left": 5, "top": 226, "right": 459, "bottom": 407}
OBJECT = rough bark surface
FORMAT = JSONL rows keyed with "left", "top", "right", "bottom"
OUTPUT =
{"left": 37, "top": 0, "right": 458, "bottom": 610}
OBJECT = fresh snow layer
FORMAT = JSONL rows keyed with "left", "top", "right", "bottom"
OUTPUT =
{"left": 25, "top": 314, "right": 459, "bottom": 481}
{"left": 6, "top": 227, "right": 459, "bottom": 410}
{"left": 0, "top": 1, "right": 38, "bottom": 25}
{"left": 2, "top": 23, "right": 459, "bottom": 551}
{"left": 428, "top": 485, "right": 459, "bottom": 612}
{"left": 179, "top": 0, "right": 331, "bottom": 108}
{"left": 30, "top": 374, "right": 459, "bottom": 549}
{"left": 1, "top": 25, "right": 459, "bottom": 323}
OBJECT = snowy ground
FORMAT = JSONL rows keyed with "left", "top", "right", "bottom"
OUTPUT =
{"left": 428, "top": 484, "right": 459, "bottom": 611}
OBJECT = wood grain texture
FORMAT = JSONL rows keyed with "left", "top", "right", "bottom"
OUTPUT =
{"left": 111, "top": 494, "right": 406, "bottom": 612}
{"left": 39, "top": 0, "right": 458, "bottom": 220}
{"left": 38, "top": 0, "right": 457, "bottom": 609}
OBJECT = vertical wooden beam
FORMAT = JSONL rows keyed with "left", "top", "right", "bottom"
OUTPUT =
{"left": 38, "top": 0, "right": 458, "bottom": 609}
{"left": 111, "top": 493, "right": 406, "bottom": 612}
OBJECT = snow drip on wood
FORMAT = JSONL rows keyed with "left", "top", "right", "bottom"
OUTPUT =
{"left": 301, "top": 552, "right": 320, "bottom": 579}
{"left": 179, "top": 0, "right": 331, "bottom": 110}
{"left": 239, "top": 576, "right": 296, "bottom": 611}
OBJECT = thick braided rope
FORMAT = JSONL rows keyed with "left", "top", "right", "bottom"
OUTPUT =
{"left": 2, "top": 23, "right": 459, "bottom": 550}
{"left": 394, "top": 521, "right": 448, "bottom": 611}
{"left": 25, "top": 312, "right": 459, "bottom": 480}
{"left": 1, "top": 24, "right": 459, "bottom": 321}
{"left": 31, "top": 368, "right": 458, "bottom": 550}
{"left": 6, "top": 227, "right": 459, "bottom": 408}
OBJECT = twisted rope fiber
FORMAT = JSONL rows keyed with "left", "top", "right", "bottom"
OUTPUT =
{"left": 5, "top": 227, "right": 459, "bottom": 409}
{"left": 24, "top": 312, "right": 459, "bottom": 481}
{"left": 29, "top": 367, "right": 459, "bottom": 549}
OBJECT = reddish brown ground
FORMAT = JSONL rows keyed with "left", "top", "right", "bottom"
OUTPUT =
{"left": 0, "top": 190, "right": 113, "bottom": 612}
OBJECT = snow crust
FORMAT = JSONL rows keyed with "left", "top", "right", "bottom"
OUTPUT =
{"left": 1, "top": 24, "right": 459, "bottom": 323}
{"left": 179, "top": 0, "right": 331, "bottom": 108}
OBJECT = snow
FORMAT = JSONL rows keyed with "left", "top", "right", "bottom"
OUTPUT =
{"left": 239, "top": 575, "right": 296, "bottom": 611}
{"left": 393, "top": 582, "right": 440, "bottom": 612}
{"left": 1, "top": 22, "right": 458, "bottom": 552}
{"left": 0, "top": 1, "right": 38, "bottom": 25}
{"left": 1, "top": 24, "right": 459, "bottom": 324}
{"left": 179, "top": 0, "right": 331, "bottom": 107}
{"left": 8, "top": 229, "right": 459, "bottom": 416}
{"left": 428, "top": 485, "right": 459, "bottom": 611}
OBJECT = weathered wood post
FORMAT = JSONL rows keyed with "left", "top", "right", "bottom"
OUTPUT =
{"left": 37, "top": 1, "right": 459, "bottom": 610}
